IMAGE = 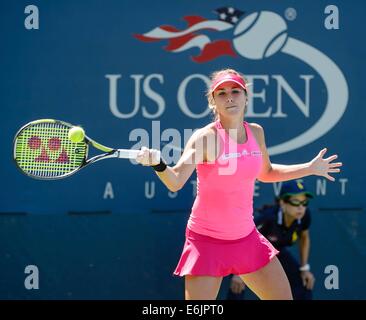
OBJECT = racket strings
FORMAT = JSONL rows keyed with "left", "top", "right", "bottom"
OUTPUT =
{"left": 15, "top": 121, "right": 87, "bottom": 178}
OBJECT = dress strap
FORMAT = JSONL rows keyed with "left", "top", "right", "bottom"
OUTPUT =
{"left": 215, "top": 119, "right": 223, "bottom": 129}
{"left": 243, "top": 121, "right": 251, "bottom": 141}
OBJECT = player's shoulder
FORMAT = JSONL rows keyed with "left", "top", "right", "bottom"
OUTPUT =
{"left": 247, "top": 122, "right": 264, "bottom": 134}
{"left": 247, "top": 122, "right": 265, "bottom": 145}
{"left": 185, "top": 123, "right": 217, "bottom": 149}
{"left": 193, "top": 122, "right": 217, "bottom": 140}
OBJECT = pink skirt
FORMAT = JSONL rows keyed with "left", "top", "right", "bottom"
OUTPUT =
{"left": 174, "top": 227, "right": 279, "bottom": 277}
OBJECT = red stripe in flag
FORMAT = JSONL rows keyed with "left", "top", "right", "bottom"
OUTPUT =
{"left": 133, "top": 25, "right": 180, "bottom": 42}
{"left": 192, "top": 40, "right": 237, "bottom": 63}
{"left": 160, "top": 25, "right": 180, "bottom": 32}
{"left": 164, "top": 33, "right": 198, "bottom": 51}
{"left": 133, "top": 33, "right": 160, "bottom": 42}
{"left": 182, "top": 16, "right": 207, "bottom": 27}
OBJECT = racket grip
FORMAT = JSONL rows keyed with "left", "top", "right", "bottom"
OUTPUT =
{"left": 117, "top": 148, "right": 161, "bottom": 164}
{"left": 117, "top": 149, "right": 140, "bottom": 159}
{"left": 152, "top": 149, "right": 161, "bottom": 165}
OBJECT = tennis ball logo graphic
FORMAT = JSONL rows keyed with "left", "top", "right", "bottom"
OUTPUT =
{"left": 233, "top": 11, "right": 288, "bottom": 60}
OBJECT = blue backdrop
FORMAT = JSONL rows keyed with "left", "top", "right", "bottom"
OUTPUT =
{"left": 1, "top": 0, "right": 365, "bottom": 299}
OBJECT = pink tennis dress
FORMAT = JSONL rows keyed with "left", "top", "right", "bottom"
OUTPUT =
{"left": 174, "top": 120, "right": 278, "bottom": 276}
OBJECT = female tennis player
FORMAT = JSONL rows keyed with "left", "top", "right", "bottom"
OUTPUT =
{"left": 136, "top": 68, "right": 342, "bottom": 300}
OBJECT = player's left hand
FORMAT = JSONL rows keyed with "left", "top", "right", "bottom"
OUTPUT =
{"left": 300, "top": 271, "right": 315, "bottom": 290}
{"left": 310, "top": 148, "right": 343, "bottom": 181}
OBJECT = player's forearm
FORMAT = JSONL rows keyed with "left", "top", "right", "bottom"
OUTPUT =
{"left": 154, "top": 166, "right": 183, "bottom": 192}
{"left": 299, "top": 236, "right": 310, "bottom": 266}
{"left": 260, "top": 162, "right": 313, "bottom": 182}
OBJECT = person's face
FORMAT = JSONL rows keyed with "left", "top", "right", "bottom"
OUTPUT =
{"left": 280, "top": 193, "right": 309, "bottom": 220}
{"left": 213, "top": 83, "right": 247, "bottom": 118}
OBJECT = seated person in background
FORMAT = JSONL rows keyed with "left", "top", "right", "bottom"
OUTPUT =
{"left": 227, "top": 180, "right": 315, "bottom": 300}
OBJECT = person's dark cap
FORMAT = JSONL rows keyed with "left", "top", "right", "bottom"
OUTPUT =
{"left": 279, "top": 180, "right": 314, "bottom": 199}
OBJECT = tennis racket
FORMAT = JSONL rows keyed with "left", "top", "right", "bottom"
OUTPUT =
{"left": 13, "top": 119, "right": 159, "bottom": 180}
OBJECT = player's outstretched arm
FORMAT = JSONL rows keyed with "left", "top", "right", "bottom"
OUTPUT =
{"left": 136, "top": 128, "right": 209, "bottom": 192}
{"left": 251, "top": 124, "right": 343, "bottom": 182}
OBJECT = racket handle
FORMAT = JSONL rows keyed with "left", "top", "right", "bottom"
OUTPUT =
{"left": 117, "top": 149, "right": 140, "bottom": 159}
{"left": 117, "top": 149, "right": 161, "bottom": 164}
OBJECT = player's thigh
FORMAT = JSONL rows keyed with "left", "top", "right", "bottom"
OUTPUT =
{"left": 239, "top": 256, "right": 292, "bottom": 300}
{"left": 185, "top": 275, "right": 223, "bottom": 300}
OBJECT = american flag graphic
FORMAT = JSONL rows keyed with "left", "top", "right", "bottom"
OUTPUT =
{"left": 134, "top": 7, "right": 245, "bottom": 63}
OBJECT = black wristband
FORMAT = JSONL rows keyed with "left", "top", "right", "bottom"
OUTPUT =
{"left": 152, "top": 158, "right": 167, "bottom": 172}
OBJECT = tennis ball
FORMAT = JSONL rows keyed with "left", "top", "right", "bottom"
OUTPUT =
{"left": 233, "top": 11, "right": 288, "bottom": 60}
{"left": 68, "top": 126, "right": 85, "bottom": 143}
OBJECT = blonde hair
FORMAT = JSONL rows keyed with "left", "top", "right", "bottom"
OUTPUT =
{"left": 206, "top": 68, "right": 248, "bottom": 120}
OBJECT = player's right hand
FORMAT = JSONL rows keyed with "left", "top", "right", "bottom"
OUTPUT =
{"left": 301, "top": 271, "right": 315, "bottom": 290}
{"left": 136, "top": 146, "right": 161, "bottom": 166}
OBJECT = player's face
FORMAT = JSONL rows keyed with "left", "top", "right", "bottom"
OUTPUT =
{"left": 282, "top": 193, "right": 308, "bottom": 219}
{"left": 213, "top": 83, "right": 247, "bottom": 118}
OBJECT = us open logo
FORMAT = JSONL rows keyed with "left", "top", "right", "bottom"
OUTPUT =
{"left": 133, "top": 7, "right": 349, "bottom": 155}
